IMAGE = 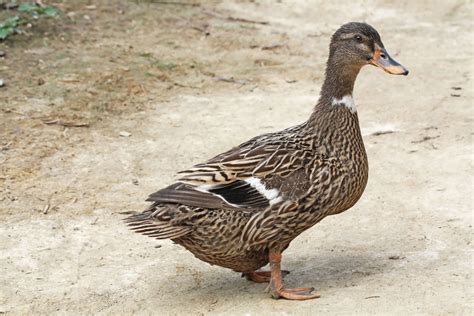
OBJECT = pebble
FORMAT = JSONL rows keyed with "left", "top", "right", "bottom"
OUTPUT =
{"left": 119, "top": 131, "right": 131, "bottom": 137}
{"left": 0, "top": 50, "right": 5, "bottom": 58}
{"left": 0, "top": 79, "right": 4, "bottom": 87}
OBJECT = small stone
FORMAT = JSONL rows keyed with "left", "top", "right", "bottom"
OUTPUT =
{"left": 38, "top": 78, "right": 45, "bottom": 86}
{"left": 0, "top": 79, "right": 5, "bottom": 87}
{"left": 0, "top": 50, "right": 5, "bottom": 58}
{"left": 119, "top": 131, "right": 131, "bottom": 137}
{"left": 42, "top": 204, "right": 50, "bottom": 214}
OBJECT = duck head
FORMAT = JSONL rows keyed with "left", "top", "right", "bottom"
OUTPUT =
{"left": 329, "top": 22, "right": 408, "bottom": 76}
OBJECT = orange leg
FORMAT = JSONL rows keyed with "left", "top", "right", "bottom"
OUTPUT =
{"left": 243, "top": 270, "right": 290, "bottom": 283}
{"left": 268, "top": 250, "right": 320, "bottom": 300}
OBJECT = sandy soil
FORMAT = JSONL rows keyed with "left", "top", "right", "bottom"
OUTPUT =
{"left": 0, "top": 0, "right": 472, "bottom": 314}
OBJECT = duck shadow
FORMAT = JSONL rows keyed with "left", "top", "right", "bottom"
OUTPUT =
{"left": 287, "top": 251, "right": 393, "bottom": 290}
{"left": 154, "top": 251, "right": 395, "bottom": 303}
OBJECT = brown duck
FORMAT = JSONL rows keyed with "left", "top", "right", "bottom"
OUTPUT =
{"left": 126, "top": 22, "right": 408, "bottom": 300}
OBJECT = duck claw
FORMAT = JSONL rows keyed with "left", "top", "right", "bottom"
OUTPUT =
{"left": 273, "top": 287, "right": 321, "bottom": 300}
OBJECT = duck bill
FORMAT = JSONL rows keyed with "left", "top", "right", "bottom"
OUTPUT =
{"left": 370, "top": 47, "right": 409, "bottom": 76}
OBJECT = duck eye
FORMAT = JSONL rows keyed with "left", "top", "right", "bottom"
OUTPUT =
{"left": 355, "top": 35, "right": 363, "bottom": 42}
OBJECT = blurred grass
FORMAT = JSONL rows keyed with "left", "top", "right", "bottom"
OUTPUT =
{"left": 0, "top": 2, "right": 60, "bottom": 40}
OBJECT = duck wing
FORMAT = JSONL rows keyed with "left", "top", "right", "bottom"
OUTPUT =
{"left": 147, "top": 126, "right": 313, "bottom": 211}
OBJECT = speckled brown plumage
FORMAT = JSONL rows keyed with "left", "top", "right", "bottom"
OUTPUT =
{"left": 125, "top": 22, "right": 408, "bottom": 300}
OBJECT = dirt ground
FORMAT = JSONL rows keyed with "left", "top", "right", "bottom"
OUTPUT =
{"left": 0, "top": 0, "right": 472, "bottom": 314}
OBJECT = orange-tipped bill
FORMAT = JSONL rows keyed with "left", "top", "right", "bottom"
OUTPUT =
{"left": 370, "top": 47, "right": 409, "bottom": 76}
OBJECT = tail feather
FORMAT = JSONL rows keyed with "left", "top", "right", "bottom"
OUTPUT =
{"left": 124, "top": 207, "right": 192, "bottom": 240}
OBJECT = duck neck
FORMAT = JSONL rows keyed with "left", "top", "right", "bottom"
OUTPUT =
{"left": 315, "top": 55, "right": 362, "bottom": 111}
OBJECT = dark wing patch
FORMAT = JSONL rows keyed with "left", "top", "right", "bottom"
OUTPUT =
{"left": 147, "top": 183, "right": 228, "bottom": 209}
{"left": 146, "top": 181, "right": 273, "bottom": 210}
{"left": 209, "top": 181, "right": 270, "bottom": 209}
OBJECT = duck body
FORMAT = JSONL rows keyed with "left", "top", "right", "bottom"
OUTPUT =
{"left": 128, "top": 103, "right": 368, "bottom": 272}
{"left": 126, "top": 22, "right": 407, "bottom": 300}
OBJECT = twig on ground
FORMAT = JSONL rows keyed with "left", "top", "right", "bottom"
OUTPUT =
{"left": 216, "top": 77, "right": 248, "bottom": 85}
{"left": 411, "top": 135, "right": 440, "bottom": 144}
{"left": 262, "top": 44, "right": 287, "bottom": 50}
{"left": 145, "top": 1, "right": 200, "bottom": 7}
{"left": 172, "top": 81, "right": 200, "bottom": 88}
{"left": 143, "top": 0, "right": 201, "bottom": 7}
{"left": 190, "top": 25, "right": 210, "bottom": 35}
{"left": 371, "top": 131, "right": 395, "bottom": 136}
{"left": 226, "top": 16, "right": 269, "bottom": 25}
{"left": 204, "top": 10, "right": 269, "bottom": 25}
{"left": 42, "top": 119, "right": 89, "bottom": 127}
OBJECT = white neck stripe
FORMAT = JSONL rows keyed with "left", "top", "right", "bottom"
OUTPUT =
{"left": 332, "top": 95, "right": 356, "bottom": 113}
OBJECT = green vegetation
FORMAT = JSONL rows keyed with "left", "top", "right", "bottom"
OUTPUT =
{"left": 139, "top": 52, "right": 177, "bottom": 71}
{"left": 0, "top": 2, "right": 60, "bottom": 40}
{"left": 152, "top": 60, "right": 177, "bottom": 71}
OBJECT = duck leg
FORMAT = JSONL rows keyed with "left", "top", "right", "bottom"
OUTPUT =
{"left": 268, "top": 249, "right": 320, "bottom": 300}
{"left": 243, "top": 270, "right": 290, "bottom": 283}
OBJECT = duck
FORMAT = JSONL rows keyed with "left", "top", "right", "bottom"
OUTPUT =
{"left": 125, "top": 22, "right": 408, "bottom": 300}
